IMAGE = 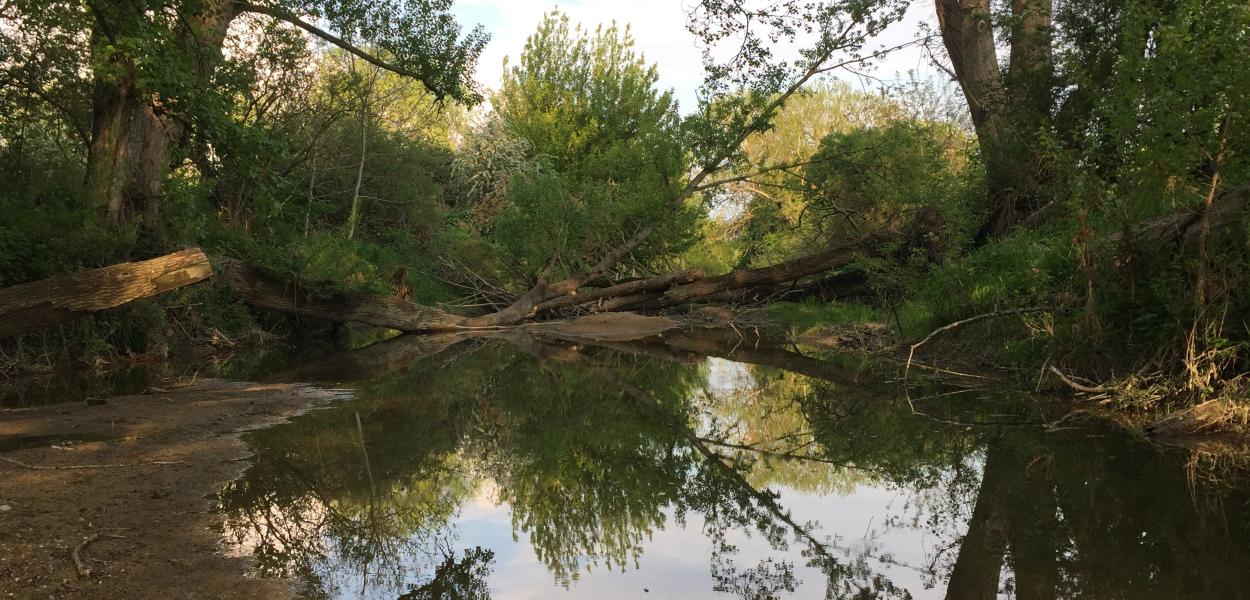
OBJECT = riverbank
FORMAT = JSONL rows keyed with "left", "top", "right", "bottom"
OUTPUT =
{"left": 0, "top": 379, "right": 345, "bottom": 599}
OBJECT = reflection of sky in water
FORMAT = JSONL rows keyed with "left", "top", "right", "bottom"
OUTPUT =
{"left": 285, "top": 357, "right": 962, "bottom": 599}
{"left": 705, "top": 357, "right": 756, "bottom": 394}
{"left": 468, "top": 484, "right": 944, "bottom": 600}
{"left": 299, "top": 478, "right": 954, "bottom": 599}
{"left": 220, "top": 339, "right": 1250, "bottom": 600}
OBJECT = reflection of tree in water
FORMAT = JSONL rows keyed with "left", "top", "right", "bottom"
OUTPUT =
{"left": 217, "top": 332, "right": 1250, "bottom": 600}
{"left": 399, "top": 547, "right": 495, "bottom": 600}
{"left": 217, "top": 347, "right": 486, "bottom": 597}
{"left": 508, "top": 337, "right": 914, "bottom": 599}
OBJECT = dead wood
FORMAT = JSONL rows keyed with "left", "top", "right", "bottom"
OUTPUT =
{"left": 1047, "top": 365, "right": 1108, "bottom": 394}
{"left": 905, "top": 307, "right": 1046, "bottom": 379}
{"left": 0, "top": 456, "right": 184, "bottom": 470}
{"left": 72, "top": 532, "right": 128, "bottom": 578}
{"left": 0, "top": 248, "right": 213, "bottom": 338}
{"left": 524, "top": 313, "right": 682, "bottom": 342}
{"left": 660, "top": 234, "right": 889, "bottom": 306}
{"left": 535, "top": 269, "right": 703, "bottom": 313}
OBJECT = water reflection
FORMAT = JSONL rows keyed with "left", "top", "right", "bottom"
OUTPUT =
{"left": 217, "top": 332, "right": 1250, "bottom": 599}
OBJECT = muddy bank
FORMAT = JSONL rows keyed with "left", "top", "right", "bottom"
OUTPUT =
{"left": 0, "top": 379, "right": 345, "bottom": 599}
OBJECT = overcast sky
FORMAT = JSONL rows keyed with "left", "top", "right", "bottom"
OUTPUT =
{"left": 451, "top": 0, "right": 944, "bottom": 113}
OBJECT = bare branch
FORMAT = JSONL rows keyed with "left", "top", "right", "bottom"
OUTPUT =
{"left": 233, "top": 1, "right": 448, "bottom": 97}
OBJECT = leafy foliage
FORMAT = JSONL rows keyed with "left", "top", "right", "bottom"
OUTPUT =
{"left": 452, "top": 12, "right": 698, "bottom": 287}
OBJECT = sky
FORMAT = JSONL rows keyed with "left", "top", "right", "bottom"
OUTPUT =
{"left": 450, "top": 0, "right": 945, "bottom": 113}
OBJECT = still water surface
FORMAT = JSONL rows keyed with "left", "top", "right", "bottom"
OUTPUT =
{"left": 215, "top": 332, "right": 1250, "bottom": 599}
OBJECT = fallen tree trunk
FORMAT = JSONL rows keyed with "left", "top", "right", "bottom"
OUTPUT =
{"left": 534, "top": 269, "right": 703, "bottom": 313}
{"left": 217, "top": 235, "right": 893, "bottom": 331}
{"left": 659, "top": 234, "right": 888, "bottom": 306}
{"left": 0, "top": 249, "right": 214, "bottom": 338}
{"left": 216, "top": 217, "right": 916, "bottom": 331}
{"left": 218, "top": 259, "right": 470, "bottom": 332}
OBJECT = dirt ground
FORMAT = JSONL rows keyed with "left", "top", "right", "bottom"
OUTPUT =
{"left": 0, "top": 379, "right": 345, "bottom": 599}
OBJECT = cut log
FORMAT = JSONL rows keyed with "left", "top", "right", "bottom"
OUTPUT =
{"left": 0, "top": 248, "right": 214, "bottom": 338}
{"left": 217, "top": 259, "right": 469, "bottom": 332}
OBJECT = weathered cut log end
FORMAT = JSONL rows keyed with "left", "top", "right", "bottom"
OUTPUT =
{"left": 0, "top": 248, "right": 214, "bottom": 338}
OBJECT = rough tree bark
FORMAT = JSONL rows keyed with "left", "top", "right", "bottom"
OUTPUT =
{"left": 0, "top": 249, "right": 214, "bottom": 338}
{"left": 659, "top": 233, "right": 889, "bottom": 306}
{"left": 935, "top": 0, "right": 1053, "bottom": 241}
{"left": 534, "top": 269, "right": 703, "bottom": 313}
{"left": 82, "top": 0, "right": 455, "bottom": 235}
{"left": 85, "top": 0, "right": 237, "bottom": 230}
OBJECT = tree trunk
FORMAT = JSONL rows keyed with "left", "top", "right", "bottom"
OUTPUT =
{"left": 936, "top": 0, "right": 1053, "bottom": 241}
{"left": 659, "top": 234, "right": 888, "bottom": 306}
{"left": 84, "top": 0, "right": 237, "bottom": 235}
{"left": 85, "top": 93, "right": 172, "bottom": 233}
{"left": 944, "top": 444, "right": 1011, "bottom": 600}
{"left": 0, "top": 249, "right": 214, "bottom": 338}
{"left": 535, "top": 269, "right": 703, "bottom": 313}
{"left": 85, "top": 19, "right": 167, "bottom": 229}
{"left": 346, "top": 81, "right": 370, "bottom": 240}
{"left": 1007, "top": 0, "right": 1054, "bottom": 119}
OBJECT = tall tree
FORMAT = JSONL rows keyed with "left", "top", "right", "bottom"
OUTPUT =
{"left": 460, "top": 13, "right": 692, "bottom": 289}
{"left": 454, "top": 0, "right": 911, "bottom": 326}
{"left": 3, "top": 0, "right": 486, "bottom": 237}
{"left": 934, "top": 0, "right": 1053, "bottom": 240}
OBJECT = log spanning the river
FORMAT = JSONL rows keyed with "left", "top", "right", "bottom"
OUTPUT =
{"left": 658, "top": 235, "right": 885, "bottom": 306}
{"left": 0, "top": 248, "right": 214, "bottom": 338}
{"left": 534, "top": 268, "right": 704, "bottom": 313}
{"left": 217, "top": 243, "right": 887, "bottom": 331}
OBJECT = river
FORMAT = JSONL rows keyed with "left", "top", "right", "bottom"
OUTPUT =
{"left": 202, "top": 331, "right": 1250, "bottom": 600}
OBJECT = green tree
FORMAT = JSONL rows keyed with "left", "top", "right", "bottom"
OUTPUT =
{"left": 1, "top": 0, "right": 485, "bottom": 239}
{"left": 456, "top": 12, "right": 696, "bottom": 289}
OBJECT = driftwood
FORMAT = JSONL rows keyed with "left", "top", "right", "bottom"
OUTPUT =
{"left": 0, "top": 248, "right": 213, "bottom": 338}
{"left": 0, "top": 456, "right": 183, "bottom": 470}
{"left": 72, "top": 531, "right": 128, "bottom": 578}
{"left": 1047, "top": 365, "right": 1108, "bottom": 394}
{"left": 216, "top": 239, "right": 889, "bottom": 331}
{"left": 524, "top": 313, "right": 682, "bottom": 342}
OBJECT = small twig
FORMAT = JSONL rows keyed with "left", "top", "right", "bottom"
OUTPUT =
{"left": 1047, "top": 365, "right": 1109, "bottom": 394}
{"left": 73, "top": 532, "right": 127, "bottom": 578}
{"left": 0, "top": 456, "right": 184, "bottom": 471}
{"left": 904, "top": 307, "right": 1045, "bottom": 379}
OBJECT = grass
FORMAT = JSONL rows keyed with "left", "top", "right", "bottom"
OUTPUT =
{"left": 763, "top": 299, "right": 936, "bottom": 341}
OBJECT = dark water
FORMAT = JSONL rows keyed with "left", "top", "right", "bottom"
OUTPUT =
{"left": 215, "top": 332, "right": 1250, "bottom": 599}
{"left": 0, "top": 344, "right": 316, "bottom": 408}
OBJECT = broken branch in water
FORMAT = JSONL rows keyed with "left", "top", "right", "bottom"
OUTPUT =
{"left": 1048, "top": 365, "right": 1109, "bottom": 394}
{"left": 0, "top": 456, "right": 184, "bottom": 470}
{"left": 905, "top": 307, "right": 1046, "bottom": 380}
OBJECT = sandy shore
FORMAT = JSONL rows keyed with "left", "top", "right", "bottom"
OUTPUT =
{"left": 0, "top": 379, "right": 344, "bottom": 599}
